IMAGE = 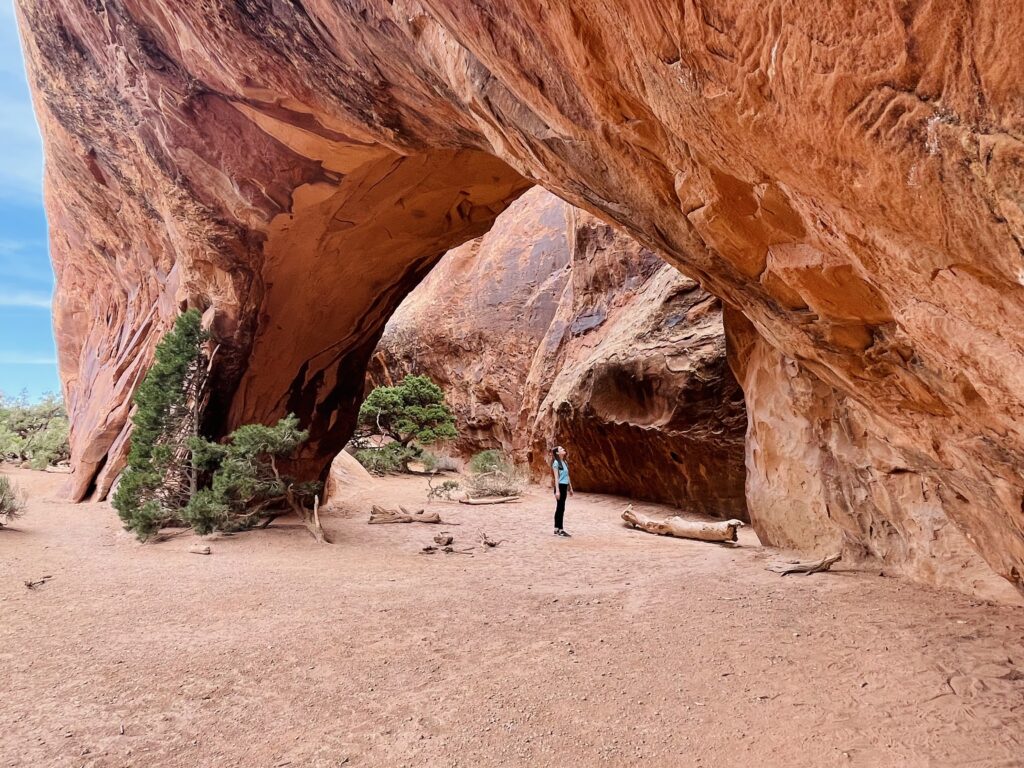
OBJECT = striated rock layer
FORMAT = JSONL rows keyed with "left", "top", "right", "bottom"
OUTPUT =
{"left": 368, "top": 187, "right": 574, "bottom": 458}
{"left": 17, "top": 1, "right": 1024, "bottom": 597}
{"left": 370, "top": 188, "right": 747, "bottom": 518}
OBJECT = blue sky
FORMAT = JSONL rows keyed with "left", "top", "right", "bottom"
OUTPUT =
{"left": 0, "top": 1, "right": 59, "bottom": 400}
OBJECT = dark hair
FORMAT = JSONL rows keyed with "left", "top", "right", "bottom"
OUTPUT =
{"left": 552, "top": 446, "right": 565, "bottom": 471}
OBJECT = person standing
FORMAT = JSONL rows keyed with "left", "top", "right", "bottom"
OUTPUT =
{"left": 551, "top": 445, "right": 574, "bottom": 537}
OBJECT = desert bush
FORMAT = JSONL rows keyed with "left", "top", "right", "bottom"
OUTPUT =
{"left": 426, "top": 477, "right": 460, "bottom": 502}
{"left": 418, "top": 450, "right": 439, "bottom": 473}
{"left": 434, "top": 454, "right": 461, "bottom": 472}
{"left": 465, "top": 451, "right": 526, "bottom": 498}
{"left": 0, "top": 476, "right": 26, "bottom": 526}
{"left": 468, "top": 449, "right": 503, "bottom": 475}
{"left": 0, "top": 392, "right": 70, "bottom": 468}
{"left": 354, "top": 442, "right": 412, "bottom": 475}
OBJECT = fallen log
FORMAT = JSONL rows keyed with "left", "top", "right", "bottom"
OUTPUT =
{"left": 369, "top": 505, "right": 444, "bottom": 524}
{"left": 768, "top": 552, "right": 842, "bottom": 576}
{"left": 621, "top": 504, "right": 744, "bottom": 543}
{"left": 458, "top": 495, "right": 521, "bottom": 505}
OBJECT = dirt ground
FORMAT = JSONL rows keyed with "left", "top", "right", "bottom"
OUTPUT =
{"left": 1, "top": 466, "right": 1023, "bottom": 768}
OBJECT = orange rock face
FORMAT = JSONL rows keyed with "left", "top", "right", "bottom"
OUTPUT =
{"left": 16, "top": 1, "right": 1024, "bottom": 596}
{"left": 370, "top": 188, "right": 747, "bottom": 517}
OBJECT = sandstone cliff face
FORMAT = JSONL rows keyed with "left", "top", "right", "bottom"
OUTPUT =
{"left": 368, "top": 187, "right": 573, "bottom": 457}
{"left": 370, "top": 188, "right": 747, "bottom": 518}
{"left": 17, "top": 1, "right": 1024, "bottom": 596}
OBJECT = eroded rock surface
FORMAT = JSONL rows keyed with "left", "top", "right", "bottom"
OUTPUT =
{"left": 17, "top": 1, "right": 1024, "bottom": 595}
{"left": 370, "top": 189, "right": 747, "bottom": 517}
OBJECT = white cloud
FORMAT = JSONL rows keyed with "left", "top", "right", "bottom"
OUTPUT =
{"left": 0, "top": 288, "right": 51, "bottom": 308}
{"left": 0, "top": 352, "right": 56, "bottom": 365}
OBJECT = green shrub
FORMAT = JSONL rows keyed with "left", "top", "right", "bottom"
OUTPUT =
{"left": 0, "top": 476, "right": 26, "bottom": 525}
{"left": 468, "top": 449, "right": 503, "bottom": 475}
{"left": 418, "top": 450, "right": 439, "bottom": 472}
{"left": 465, "top": 450, "right": 525, "bottom": 498}
{"left": 354, "top": 443, "right": 411, "bottom": 475}
{"left": 426, "top": 477, "right": 460, "bottom": 502}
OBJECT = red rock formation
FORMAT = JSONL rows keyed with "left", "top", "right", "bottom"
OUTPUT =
{"left": 368, "top": 187, "right": 573, "bottom": 456}
{"left": 16, "top": 1, "right": 1024, "bottom": 596}
{"left": 370, "top": 189, "right": 747, "bottom": 518}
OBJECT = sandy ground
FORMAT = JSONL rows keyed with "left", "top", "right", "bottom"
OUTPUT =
{"left": 1, "top": 466, "right": 1023, "bottom": 768}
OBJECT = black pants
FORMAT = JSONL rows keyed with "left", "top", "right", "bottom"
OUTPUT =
{"left": 554, "top": 483, "right": 568, "bottom": 529}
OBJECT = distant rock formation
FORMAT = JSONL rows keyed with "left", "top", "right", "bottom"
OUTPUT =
{"left": 368, "top": 189, "right": 747, "bottom": 518}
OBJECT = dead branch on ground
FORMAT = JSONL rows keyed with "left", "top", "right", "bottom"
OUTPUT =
{"left": 369, "top": 504, "right": 445, "bottom": 524}
{"left": 768, "top": 552, "right": 842, "bottom": 576}
{"left": 479, "top": 532, "right": 507, "bottom": 548}
{"left": 24, "top": 575, "right": 53, "bottom": 589}
{"left": 458, "top": 495, "right": 521, "bottom": 506}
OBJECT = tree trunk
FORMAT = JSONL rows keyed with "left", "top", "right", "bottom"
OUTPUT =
{"left": 622, "top": 504, "right": 744, "bottom": 543}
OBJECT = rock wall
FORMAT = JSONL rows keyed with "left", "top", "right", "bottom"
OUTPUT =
{"left": 726, "top": 309, "right": 1024, "bottom": 604}
{"left": 370, "top": 188, "right": 748, "bottom": 518}
{"left": 17, "top": 1, "right": 1024, "bottom": 596}
{"left": 368, "top": 187, "right": 574, "bottom": 457}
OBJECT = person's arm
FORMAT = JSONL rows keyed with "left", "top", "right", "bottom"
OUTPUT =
{"left": 568, "top": 476, "right": 574, "bottom": 496}
{"left": 551, "top": 465, "right": 559, "bottom": 496}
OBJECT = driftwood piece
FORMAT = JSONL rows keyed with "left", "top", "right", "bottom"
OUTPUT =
{"left": 768, "top": 552, "right": 842, "bottom": 576}
{"left": 433, "top": 533, "right": 454, "bottom": 546}
{"left": 458, "top": 495, "right": 521, "bottom": 506}
{"left": 622, "top": 504, "right": 744, "bottom": 543}
{"left": 188, "top": 544, "right": 211, "bottom": 555}
{"left": 369, "top": 505, "right": 444, "bottom": 524}
{"left": 24, "top": 575, "right": 53, "bottom": 590}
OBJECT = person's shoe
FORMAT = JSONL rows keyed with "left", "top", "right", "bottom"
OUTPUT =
{"left": 557, "top": 529, "right": 571, "bottom": 537}
{"left": 553, "top": 529, "right": 561, "bottom": 536}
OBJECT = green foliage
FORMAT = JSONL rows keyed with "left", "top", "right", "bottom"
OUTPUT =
{"left": 418, "top": 450, "right": 439, "bottom": 473}
{"left": 357, "top": 375, "right": 457, "bottom": 449}
{"left": 113, "top": 309, "right": 208, "bottom": 539}
{"left": 0, "top": 476, "right": 26, "bottom": 525}
{"left": 184, "top": 414, "right": 320, "bottom": 534}
{"left": 0, "top": 392, "right": 70, "bottom": 468}
{"left": 426, "top": 478, "right": 460, "bottom": 502}
{"left": 465, "top": 450, "right": 525, "bottom": 498}
{"left": 354, "top": 442, "right": 412, "bottom": 476}
{"left": 468, "top": 449, "right": 503, "bottom": 476}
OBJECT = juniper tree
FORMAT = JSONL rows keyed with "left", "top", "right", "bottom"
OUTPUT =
{"left": 113, "top": 309, "right": 210, "bottom": 538}
{"left": 0, "top": 392, "right": 70, "bottom": 468}
{"left": 355, "top": 375, "right": 457, "bottom": 472}
{"left": 185, "top": 414, "right": 327, "bottom": 542}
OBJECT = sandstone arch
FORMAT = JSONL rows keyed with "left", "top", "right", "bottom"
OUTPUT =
{"left": 16, "top": 1, "right": 1024, "bottom": 597}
